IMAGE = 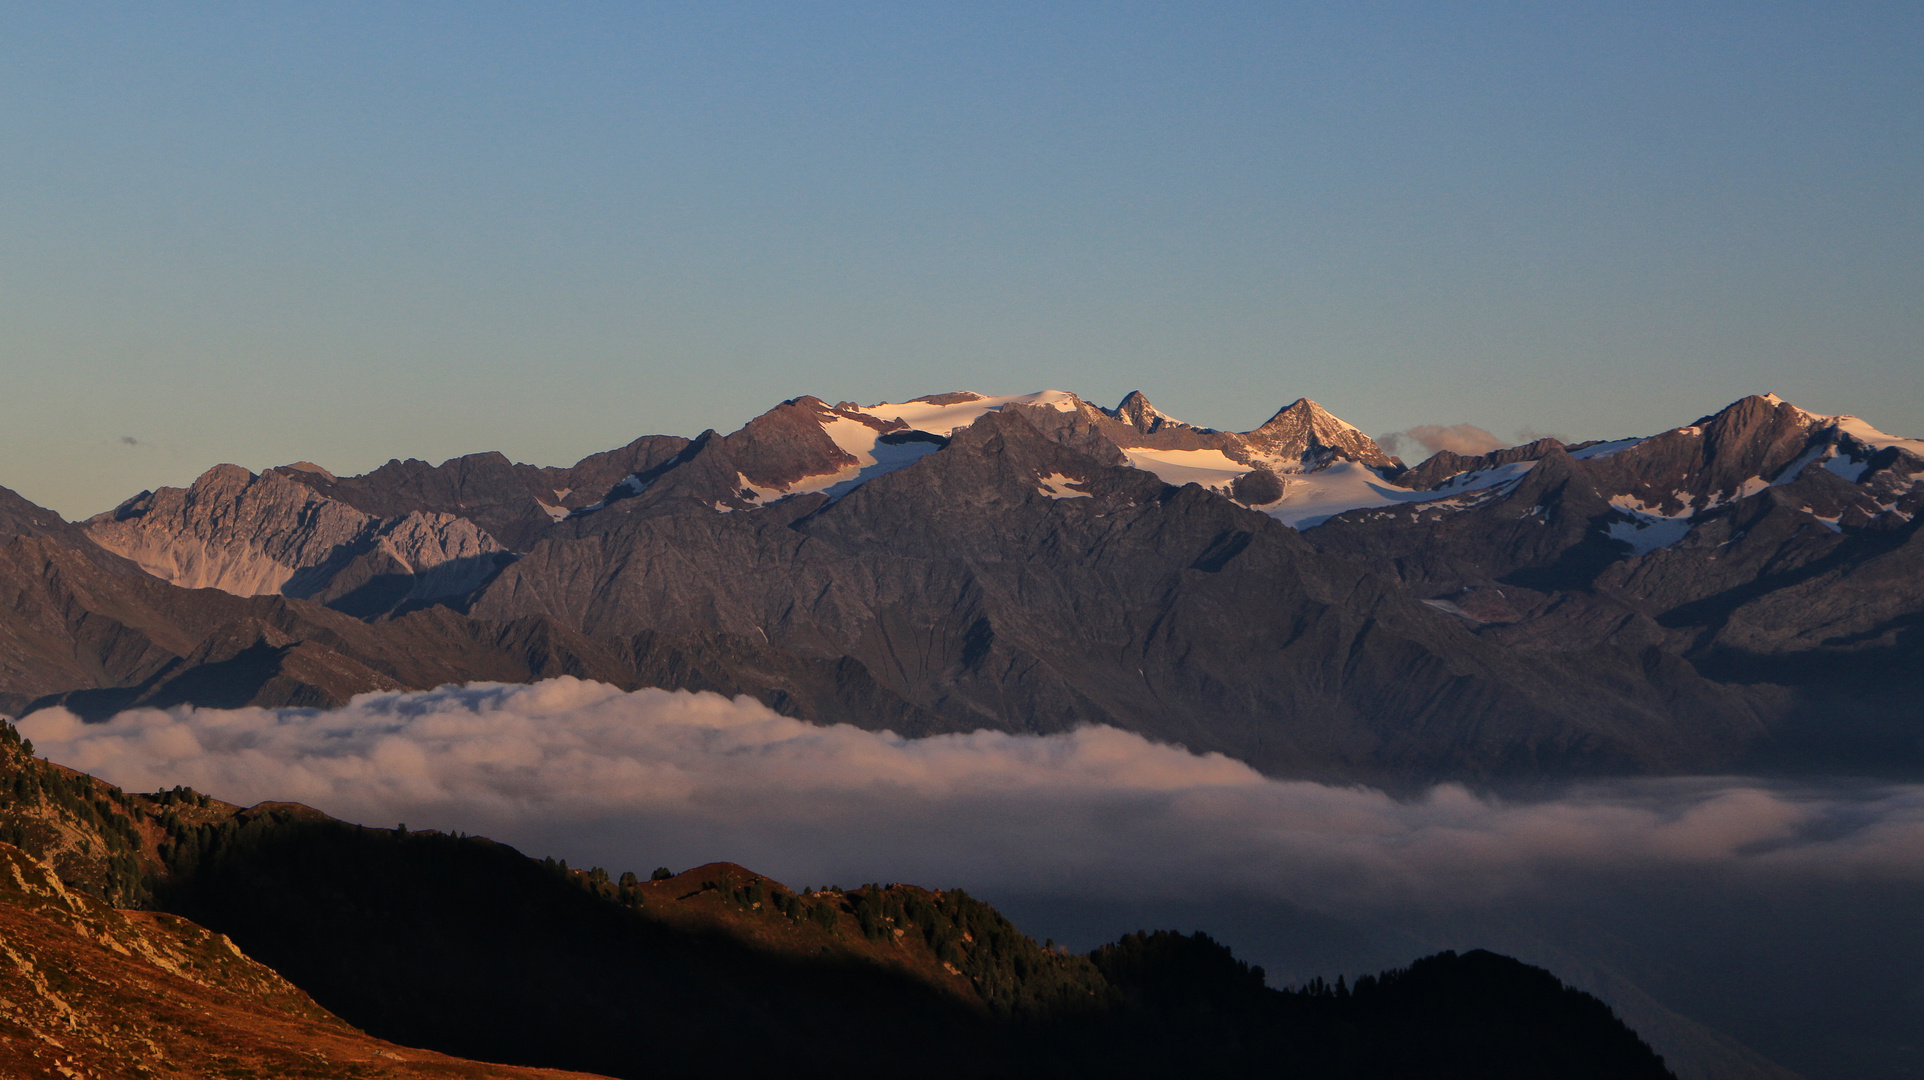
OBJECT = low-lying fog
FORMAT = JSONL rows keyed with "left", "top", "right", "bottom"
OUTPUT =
{"left": 20, "top": 679, "right": 1924, "bottom": 1080}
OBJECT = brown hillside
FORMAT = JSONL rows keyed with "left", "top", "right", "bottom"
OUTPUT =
{"left": 0, "top": 842, "right": 606, "bottom": 1080}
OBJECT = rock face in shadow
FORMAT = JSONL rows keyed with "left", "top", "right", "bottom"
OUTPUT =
{"left": 5, "top": 388, "right": 1921, "bottom": 781}
{"left": 0, "top": 483, "right": 100, "bottom": 550}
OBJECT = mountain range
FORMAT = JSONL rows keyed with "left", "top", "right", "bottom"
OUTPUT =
{"left": 4, "top": 387, "right": 1920, "bottom": 783}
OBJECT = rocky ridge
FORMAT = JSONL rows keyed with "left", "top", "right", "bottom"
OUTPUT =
{"left": 85, "top": 465, "right": 511, "bottom": 617}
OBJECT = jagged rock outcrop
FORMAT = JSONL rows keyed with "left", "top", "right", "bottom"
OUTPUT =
{"left": 1112, "top": 389, "right": 1183, "bottom": 434}
{"left": 274, "top": 434, "right": 692, "bottom": 551}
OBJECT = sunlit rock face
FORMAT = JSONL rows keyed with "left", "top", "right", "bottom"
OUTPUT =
{"left": 1238, "top": 397, "right": 1402, "bottom": 473}
{"left": 84, "top": 464, "right": 508, "bottom": 613}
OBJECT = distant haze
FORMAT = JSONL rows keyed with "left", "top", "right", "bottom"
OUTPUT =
{"left": 1, "top": 4, "right": 1920, "bottom": 519}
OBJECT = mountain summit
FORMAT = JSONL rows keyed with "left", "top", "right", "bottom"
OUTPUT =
{"left": 1112, "top": 390, "right": 1185, "bottom": 434}
{"left": 1245, "top": 398, "right": 1402, "bottom": 473}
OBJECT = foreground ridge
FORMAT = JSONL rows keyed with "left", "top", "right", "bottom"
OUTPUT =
{"left": 0, "top": 721, "right": 1674, "bottom": 1079}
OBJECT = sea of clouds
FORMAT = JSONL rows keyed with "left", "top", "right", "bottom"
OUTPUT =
{"left": 17, "top": 677, "right": 1924, "bottom": 1077}
{"left": 18, "top": 678, "right": 1924, "bottom": 907}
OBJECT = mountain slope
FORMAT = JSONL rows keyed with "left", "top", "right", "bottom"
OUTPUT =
{"left": 0, "top": 841, "right": 606, "bottom": 1080}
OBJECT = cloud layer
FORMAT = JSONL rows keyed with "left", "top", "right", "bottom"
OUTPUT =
{"left": 20, "top": 679, "right": 1924, "bottom": 912}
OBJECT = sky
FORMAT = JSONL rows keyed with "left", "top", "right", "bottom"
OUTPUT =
{"left": 2, "top": 2, "right": 1919, "bottom": 520}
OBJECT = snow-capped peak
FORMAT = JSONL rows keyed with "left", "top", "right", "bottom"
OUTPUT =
{"left": 1729, "top": 394, "right": 1922, "bottom": 457}
{"left": 1256, "top": 398, "right": 1358, "bottom": 435}
{"left": 1243, "top": 398, "right": 1397, "bottom": 473}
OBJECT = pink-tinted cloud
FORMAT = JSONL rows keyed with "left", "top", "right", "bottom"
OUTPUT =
{"left": 1379, "top": 424, "right": 1507, "bottom": 459}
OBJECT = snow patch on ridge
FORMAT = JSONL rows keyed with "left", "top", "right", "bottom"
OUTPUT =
{"left": 1603, "top": 495, "right": 1696, "bottom": 555}
{"left": 818, "top": 416, "right": 880, "bottom": 457}
{"left": 572, "top": 474, "right": 648, "bottom": 515}
{"left": 1270, "top": 461, "right": 1537, "bottom": 530}
{"left": 1800, "top": 510, "right": 1844, "bottom": 533}
{"left": 1824, "top": 455, "right": 1873, "bottom": 483}
{"left": 1771, "top": 445, "right": 1829, "bottom": 487}
{"left": 733, "top": 473, "right": 795, "bottom": 503}
{"left": 1607, "top": 494, "right": 1696, "bottom": 520}
{"left": 1122, "top": 448, "right": 1248, "bottom": 491}
{"left": 718, "top": 414, "right": 948, "bottom": 508}
{"left": 1831, "top": 415, "right": 1924, "bottom": 458}
{"left": 1421, "top": 597, "right": 1480, "bottom": 621}
{"left": 1112, "top": 447, "right": 1540, "bottom": 530}
{"left": 1037, "top": 473, "right": 1092, "bottom": 500}
{"left": 852, "top": 390, "right": 1082, "bottom": 437}
{"left": 733, "top": 393, "right": 1076, "bottom": 505}
{"left": 812, "top": 438, "right": 945, "bottom": 501}
{"left": 1570, "top": 438, "right": 1642, "bottom": 461}
{"left": 1605, "top": 517, "right": 1693, "bottom": 555}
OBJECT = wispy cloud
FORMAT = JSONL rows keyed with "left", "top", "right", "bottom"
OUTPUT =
{"left": 1378, "top": 424, "right": 1507, "bottom": 459}
{"left": 19, "top": 680, "right": 1924, "bottom": 911}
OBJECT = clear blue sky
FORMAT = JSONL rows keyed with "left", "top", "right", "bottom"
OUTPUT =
{"left": 3, "top": 2, "right": 1919, "bottom": 518}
